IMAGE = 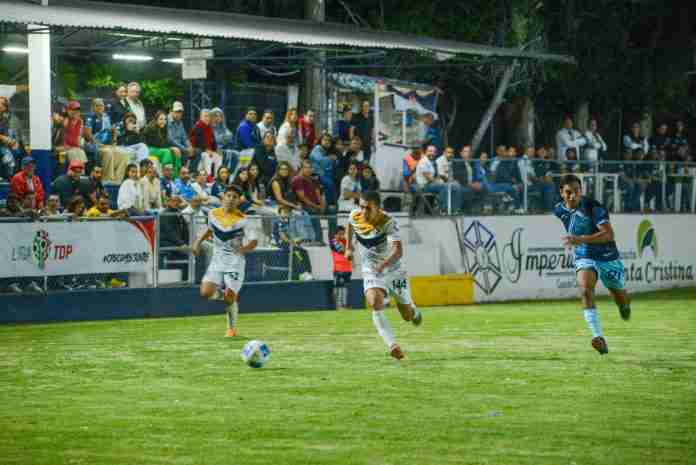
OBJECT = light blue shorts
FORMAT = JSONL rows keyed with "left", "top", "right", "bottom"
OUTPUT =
{"left": 575, "top": 258, "right": 625, "bottom": 290}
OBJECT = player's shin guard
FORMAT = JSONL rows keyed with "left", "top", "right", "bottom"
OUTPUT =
{"left": 372, "top": 310, "right": 396, "bottom": 349}
{"left": 226, "top": 301, "right": 239, "bottom": 329}
{"left": 583, "top": 308, "right": 603, "bottom": 338}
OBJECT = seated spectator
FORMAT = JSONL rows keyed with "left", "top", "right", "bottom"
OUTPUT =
{"left": 10, "top": 156, "right": 44, "bottom": 210}
{"left": 159, "top": 195, "right": 189, "bottom": 277}
{"left": 670, "top": 120, "right": 689, "bottom": 157}
{"left": 276, "top": 131, "right": 301, "bottom": 173}
{"left": 277, "top": 108, "right": 299, "bottom": 149}
{"left": 519, "top": 146, "right": 555, "bottom": 211}
{"left": 271, "top": 205, "right": 313, "bottom": 280}
{"left": 160, "top": 164, "right": 175, "bottom": 200}
{"left": 402, "top": 147, "right": 422, "bottom": 192}
{"left": 52, "top": 160, "right": 92, "bottom": 207}
{"left": 167, "top": 101, "right": 194, "bottom": 167}
{"left": 63, "top": 101, "right": 89, "bottom": 167}
{"left": 583, "top": 118, "right": 607, "bottom": 166}
{"left": 298, "top": 143, "right": 310, "bottom": 166}
{"left": 210, "top": 107, "right": 237, "bottom": 174}
{"left": 252, "top": 132, "right": 278, "bottom": 188}
{"left": 617, "top": 150, "right": 641, "bottom": 212}
{"left": 210, "top": 166, "right": 231, "bottom": 200}
{"left": 40, "top": 194, "right": 65, "bottom": 217}
{"left": 623, "top": 121, "right": 648, "bottom": 154}
{"left": 20, "top": 191, "right": 37, "bottom": 214}
{"left": 247, "top": 163, "right": 271, "bottom": 211}
{"left": 637, "top": 150, "right": 663, "bottom": 212}
{"left": 436, "top": 146, "right": 468, "bottom": 212}
{"left": 415, "top": 144, "right": 461, "bottom": 213}
{"left": 475, "top": 151, "right": 522, "bottom": 213}
{"left": 189, "top": 109, "right": 222, "bottom": 178}
{"left": 66, "top": 195, "right": 86, "bottom": 218}
{"left": 126, "top": 82, "right": 146, "bottom": 130}
{"left": 235, "top": 107, "right": 261, "bottom": 151}
{"left": 116, "top": 112, "right": 149, "bottom": 164}
{"left": 117, "top": 163, "right": 144, "bottom": 215}
{"left": 360, "top": 164, "right": 380, "bottom": 192}
{"left": 491, "top": 146, "right": 524, "bottom": 212}
{"left": 556, "top": 115, "right": 586, "bottom": 162}
{"left": 233, "top": 167, "right": 257, "bottom": 213}
{"left": 310, "top": 133, "right": 337, "bottom": 205}
{"left": 0, "top": 96, "right": 20, "bottom": 180}
{"left": 298, "top": 109, "right": 317, "bottom": 149}
{"left": 0, "top": 192, "right": 27, "bottom": 217}
{"left": 457, "top": 145, "right": 484, "bottom": 196}
{"left": 191, "top": 169, "right": 217, "bottom": 207}
{"left": 562, "top": 148, "right": 583, "bottom": 173}
{"left": 144, "top": 110, "right": 181, "bottom": 176}
{"left": 139, "top": 159, "right": 162, "bottom": 212}
{"left": 269, "top": 161, "right": 301, "bottom": 211}
{"left": 173, "top": 166, "right": 196, "bottom": 203}
{"left": 85, "top": 98, "right": 131, "bottom": 183}
{"left": 257, "top": 109, "right": 277, "bottom": 140}
{"left": 650, "top": 122, "right": 671, "bottom": 153}
{"left": 86, "top": 194, "right": 126, "bottom": 218}
{"left": 338, "top": 162, "right": 362, "bottom": 212}
{"left": 333, "top": 106, "right": 354, "bottom": 144}
{"left": 110, "top": 84, "right": 130, "bottom": 125}
{"left": 292, "top": 159, "right": 330, "bottom": 243}
{"left": 85, "top": 165, "right": 105, "bottom": 209}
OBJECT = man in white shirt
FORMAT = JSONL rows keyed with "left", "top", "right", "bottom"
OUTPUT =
{"left": 415, "top": 145, "right": 461, "bottom": 213}
{"left": 257, "top": 110, "right": 277, "bottom": 140}
{"left": 556, "top": 116, "right": 587, "bottom": 162}
{"left": 623, "top": 122, "right": 649, "bottom": 154}
{"left": 436, "top": 146, "right": 467, "bottom": 211}
{"left": 583, "top": 118, "right": 607, "bottom": 164}
{"left": 126, "top": 82, "right": 146, "bottom": 130}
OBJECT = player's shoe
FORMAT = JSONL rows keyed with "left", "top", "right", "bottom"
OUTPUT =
{"left": 591, "top": 336, "right": 609, "bottom": 355}
{"left": 389, "top": 344, "right": 405, "bottom": 360}
{"left": 619, "top": 304, "right": 631, "bottom": 321}
{"left": 412, "top": 309, "right": 423, "bottom": 326}
{"left": 225, "top": 328, "right": 238, "bottom": 337}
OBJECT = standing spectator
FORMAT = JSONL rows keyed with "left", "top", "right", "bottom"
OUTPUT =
{"left": 334, "top": 106, "right": 354, "bottom": 143}
{"left": 583, "top": 117, "right": 608, "bottom": 166}
{"left": 116, "top": 112, "right": 149, "bottom": 164}
{"left": 167, "top": 101, "right": 194, "bottom": 167}
{"left": 210, "top": 166, "right": 231, "bottom": 200}
{"left": 421, "top": 113, "right": 442, "bottom": 153}
{"left": 276, "top": 131, "right": 301, "bottom": 173}
{"left": 159, "top": 195, "right": 189, "bottom": 278}
{"left": 277, "top": 108, "right": 299, "bottom": 149}
{"left": 415, "top": 144, "right": 459, "bottom": 213}
{"left": 617, "top": 150, "right": 641, "bottom": 212}
{"left": 334, "top": 137, "right": 359, "bottom": 190}
{"left": 10, "top": 156, "right": 44, "bottom": 209}
{"left": 518, "top": 146, "right": 555, "bottom": 212}
{"left": 160, "top": 164, "right": 175, "bottom": 200}
{"left": 85, "top": 98, "right": 130, "bottom": 183}
{"left": 126, "top": 82, "right": 146, "bottom": 130}
{"left": 292, "top": 159, "right": 329, "bottom": 243}
{"left": 637, "top": 150, "right": 663, "bottom": 212}
{"left": 329, "top": 226, "right": 352, "bottom": 309}
{"left": 181, "top": 196, "right": 210, "bottom": 282}
{"left": 402, "top": 147, "right": 422, "bottom": 192}
{"left": 360, "top": 164, "right": 380, "bottom": 192}
{"left": 210, "top": 107, "right": 237, "bottom": 174}
{"left": 117, "top": 163, "right": 144, "bottom": 214}
{"left": 236, "top": 107, "right": 261, "bottom": 150}
{"left": 252, "top": 132, "right": 278, "bottom": 188}
{"left": 173, "top": 166, "right": 196, "bottom": 203}
{"left": 139, "top": 159, "right": 162, "bottom": 212}
{"left": 0, "top": 96, "right": 20, "bottom": 180}
{"left": 556, "top": 115, "right": 587, "bottom": 162}
{"left": 52, "top": 160, "right": 92, "bottom": 207}
{"left": 110, "top": 84, "right": 130, "bottom": 124}
{"left": 257, "top": 109, "right": 277, "bottom": 140}
{"left": 351, "top": 100, "right": 374, "bottom": 164}
{"left": 671, "top": 120, "right": 689, "bottom": 156}
{"left": 189, "top": 109, "right": 221, "bottom": 178}
{"left": 63, "top": 101, "right": 88, "bottom": 166}
{"left": 144, "top": 110, "right": 181, "bottom": 176}
{"left": 310, "top": 133, "right": 337, "bottom": 205}
{"left": 51, "top": 105, "right": 68, "bottom": 173}
{"left": 437, "top": 146, "right": 468, "bottom": 212}
{"left": 650, "top": 122, "right": 671, "bottom": 153}
{"left": 623, "top": 121, "right": 649, "bottom": 154}
{"left": 337, "top": 162, "right": 362, "bottom": 212}
{"left": 298, "top": 109, "right": 317, "bottom": 149}
{"left": 85, "top": 165, "right": 105, "bottom": 209}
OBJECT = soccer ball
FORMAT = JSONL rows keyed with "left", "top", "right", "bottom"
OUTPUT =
{"left": 240, "top": 340, "right": 271, "bottom": 368}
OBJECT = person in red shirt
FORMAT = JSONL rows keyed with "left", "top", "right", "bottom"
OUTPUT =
{"left": 10, "top": 156, "right": 44, "bottom": 209}
{"left": 291, "top": 159, "right": 327, "bottom": 243}
{"left": 298, "top": 109, "right": 317, "bottom": 150}
{"left": 63, "top": 100, "right": 88, "bottom": 166}
{"left": 189, "top": 109, "right": 221, "bottom": 176}
{"left": 329, "top": 225, "right": 353, "bottom": 309}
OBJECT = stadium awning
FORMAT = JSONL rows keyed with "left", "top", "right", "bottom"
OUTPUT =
{"left": 0, "top": 0, "right": 575, "bottom": 64}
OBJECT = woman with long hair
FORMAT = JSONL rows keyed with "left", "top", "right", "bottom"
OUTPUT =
{"left": 117, "top": 163, "right": 143, "bottom": 214}
{"left": 211, "top": 166, "right": 231, "bottom": 200}
{"left": 277, "top": 108, "right": 299, "bottom": 148}
{"left": 144, "top": 110, "right": 181, "bottom": 176}
{"left": 66, "top": 195, "right": 86, "bottom": 218}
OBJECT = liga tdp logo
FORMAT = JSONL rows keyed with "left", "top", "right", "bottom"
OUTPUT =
{"left": 11, "top": 229, "right": 74, "bottom": 270}
{"left": 636, "top": 220, "right": 658, "bottom": 258}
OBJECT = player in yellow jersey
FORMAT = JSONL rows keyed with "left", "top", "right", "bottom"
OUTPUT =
{"left": 192, "top": 185, "right": 258, "bottom": 337}
{"left": 345, "top": 191, "right": 422, "bottom": 360}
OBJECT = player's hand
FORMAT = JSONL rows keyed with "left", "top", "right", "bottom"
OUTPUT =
{"left": 375, "top": 262, "right": 387, "bottom": 274}
{"left": 191, "top": 243, "right": 200, "bottom": 256}
{"left": 344, "top": 248, "right": 353, "bottom": 261}
{"left": 562, "top": 235, "right": 581, "bottom": 247}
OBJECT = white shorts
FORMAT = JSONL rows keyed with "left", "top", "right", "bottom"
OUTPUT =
{"left": 202, "top": 267, "right": 245, "bottom": 294}
{"left": 363, "top": 269, "right": 413, "bottom": 305}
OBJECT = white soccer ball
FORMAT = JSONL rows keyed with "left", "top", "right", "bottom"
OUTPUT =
{"left": 240, "top": 340, "right": 271, "bottom": 368}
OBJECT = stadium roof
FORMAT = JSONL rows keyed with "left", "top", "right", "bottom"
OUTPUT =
{"left": 0, "top": 0, "right": 575, "bottom": 64}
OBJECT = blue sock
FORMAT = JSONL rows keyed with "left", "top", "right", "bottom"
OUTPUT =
{"left": 583, "top": 308, "right": 603, "bottom": 338}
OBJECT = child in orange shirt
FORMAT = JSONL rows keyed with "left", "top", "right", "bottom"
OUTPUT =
{"left": 329, "top": 226, "right": 353, "bottom": 309}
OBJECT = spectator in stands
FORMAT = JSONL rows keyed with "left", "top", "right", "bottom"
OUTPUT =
{"left": 117, "top": 163, "right": 144, "bottom": 215}
{"left": 189, "top": 109, "right": 221, "bottom": 177}
{"left": 51, "top": 105, "right": 66, "bottom": 170}
{"left": 671, "top": 120, "right": 689, "bottom": 156}
{"left": 421, "top": 113, "right": 442, "bottom": 154}
{"left": 271, "top": 205, "right": 313, "bottom": 279}
{"left": 209, "top": 107, "right": 237, "bottom": 174}
{"left": 562, "top": 148, "right": 582, "bottom": 173}
{"left": 334, "top": 137, "right": 355, "bottom": 191}
{"left": 298, "top": 142, "right": 310, "bottom": 166}
{"left": 86, "top": 193, "right": 126, "bottom": 218}
{"left": 623, "top": 121, "right": 648, "bottom": 154}
{"left": 160, "top": 164, "right": 175, "bottom": 200}
{"left": 583, "top": 117, "right": 607, "bottom": 166}
{"left": 181, "top": 195, "right": 210, "bottom": 282}
{"left": 63, "top": 101, "right": 89, "bottom": 166}
{"left": 402, "top": 147, "right": 422, "bottom": 192}
{"left": 437, "top": 146, "right": 468, "bottom": 212}
{"left": 298, "top": 109, "right": 317, "bottom": 149}
{"left": 210, "top": 166, "right": 231, "bottom": 200}
{"left": 86, "top": 98, "right": 129, "bottom": 183}
{"left": 276, "top": 131, "right": 301, "bottom": 173}
{"left": 167, "top": 101, "right": 194, "bottom": 166}
{"left": 637, "top": 150, "right": 663, "bottom": 212}
{"left": 252, "top": 132, "right": 278, "bottom": 188}
{"left": 0, "top": 96, "right": 20, "bottom": 180}
{"left": 334, "top": 106, "right": 354, "bottom": 144}
{"left": 139, "top": 159, "right": 162, "bottom": 212}
{"left": 173, "top": 166, "right": 195, "bottom": 203}
{"left": 618, "top": 150, "right": 641, "bottom": 212}
{"left": 236, "top": 107, "right": 261, "bottom": 151}
{"left": 66, "top": 195, "right": 86, "bottom": 218}
{"left": 292, "top": 159, "right": 329, "bottom": 243}
{"left": 484, "top": 148, "right": 524, "bottom": 213}
{"left": 310, "top": 133, "right": 337, "bottom": 205}
{"left": 116, "top": 112, "right": 149, "bottom": 164}
{"left": 159, "top": 195, "right": 189, "bottom": 277}
{"left": 257, "top": 109, "right": 277, "bottom": 140}
{"left": 415, "top": 144, "right": 460, "bottom": 213}
{"left": 52, "top": 160, "right": 92, "bottom": 207}
{"left": 232, "top": 166, "right": 254, "bottom": 212}
{"left": 343, "top": 136, "right": 365, "bottom": 171}
{"left": 20, "top": 191, "right": 37, "bottom": 214}
{"left": 338, "top": 162, "right": 362, "bottom": 213}
{"left": 111, "top": 84, "right": 130, "bottom": 124}
{"left": 650, "top": 122, "right": 671, "bottom": 153}
{"left": 269, "top": 161, "right": 301, "bottom": 211}
{"left": 519, "top": 146, "right": 555, "bottom": 211}
{"left": 85, "top": 165, "right": 105, "bottom": 209}
{"left": 277, "top": 108, "right": 299, "bottom": 149}
{"left": 126, "top": 82, "right": 146, "bottom": 130}
{"left": 10, "top": 156, "right": 44, "bottom": 209}
{"left": 191, "top": 169, "right": 215, "bottom": 207}
{"left": 40, "top": 194, "right": 63, "bottom": 217}
{"left": 0, "top": 193, "right": 25, "bottom": 217}
{"left": 352, "top": 100, "right": 374, "bottom": 163}
{"left": 556, "top": 115, "right": 586, "bottom": 162}
{"left": 360, "top": 164, "right": 380, "bottom": 192}
{"left": 144, "top": 110, "right": 180, "bottom": 176}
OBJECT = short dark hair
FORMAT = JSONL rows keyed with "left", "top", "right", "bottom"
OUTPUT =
{"left": 361, "top": 190, "right": 381, "bottom": 206}
{"left": 560, "top": 174, "right": 582, "bottom": 188}
{"left": 225, "top": 184, "right": 243, "bottom": 195}
{"left": 336, "top": 225, "right": 346, "bottom": 233}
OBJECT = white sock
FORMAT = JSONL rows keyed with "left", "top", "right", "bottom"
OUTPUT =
{"left": 372, "top": 310, "right": 396, "bottom": 348}
{"left": 226, "top": 301, "right": 238, "bottom": 329}
{"left": 583, "top": 308, "right": 603, "bottom": 338}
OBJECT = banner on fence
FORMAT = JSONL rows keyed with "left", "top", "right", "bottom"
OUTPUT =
{"left": 456, "top": 214, "right": 696, "bottom": 302}
{"left": 0, "top": 218, "right": 155, "bottom": 278}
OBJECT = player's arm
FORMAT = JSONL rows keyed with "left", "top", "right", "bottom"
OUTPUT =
{"left": 564, "top": 222, "right": 614, "bottom": 246}
{"left": 376, "top": 240, "right": 402, "bottom": 274}
{"left": 344, "top": 222, "right": 354, "bottom": 261}
{"left": 238, "top": 239, "right": 258, "bottom": 255}
{"left": 191, "top": 226, "right": 213, "bottom": 256}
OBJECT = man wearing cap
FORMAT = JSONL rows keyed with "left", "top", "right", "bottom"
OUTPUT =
{"left": 51, "top": 159, "right": 92, "bottom": 207}
{"left": 235, "top": 107, "right": 261, "bottom": 151}
{"left": 63, "top": 100, "right": 89, "bottom": 166}
{"left": 167, "top": 101, "right": 194, "bottom": 164}
{"left": 10, "top": 156, "right": 44, "bottom": 209}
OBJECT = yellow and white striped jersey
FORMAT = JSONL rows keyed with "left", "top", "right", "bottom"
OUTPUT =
{"left": 349, "top": 208, "right": 402, "bottom": 274}
{"left": 207, "top": 207, "right": 253, "bottom": 272}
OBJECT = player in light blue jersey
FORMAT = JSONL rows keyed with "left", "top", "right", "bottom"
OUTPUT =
{"left": 554, "top": 174, "right": 632, "bottom": 355}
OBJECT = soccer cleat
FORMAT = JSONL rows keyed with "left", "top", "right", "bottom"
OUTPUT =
{"left": 389, "top": 344, "right": 405, "bottom": 360}
{"left": 412, "top": 309, "right": 423, "bottom": 326}
{"left": 619, "top": 304, "right": 631, "bottom": 321}
{"left": 591, "top": 336, "right": 609, "bottom": 355}
{"left": 225, "top": 328, "right": 238, "bottom": 338}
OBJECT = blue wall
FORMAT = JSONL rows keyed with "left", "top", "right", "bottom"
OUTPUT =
{"left": 0, "top": 280, "right": 366, "bottom": 324}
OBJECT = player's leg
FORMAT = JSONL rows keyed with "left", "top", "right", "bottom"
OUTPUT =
{"left": 222, "top": 271, "right": 244, "bottom": 337}
{"left": 387, "top": 272, "right": 422, "bottom": 326}
{"left": 599, "top": 259, "right": 631, "bottom": 321}
{"left": 609, "top": 288, "right": 631, "bottom": 321}
{"left": 576, "top": 265, "right": 608, "bottom": 355}
{"left": 365, "top": 283, "right": 403, "bottom": 360}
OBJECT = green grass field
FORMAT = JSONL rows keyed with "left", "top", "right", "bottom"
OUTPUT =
{"left": 1, "top": 288, "right": 695, "bottom": 465}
